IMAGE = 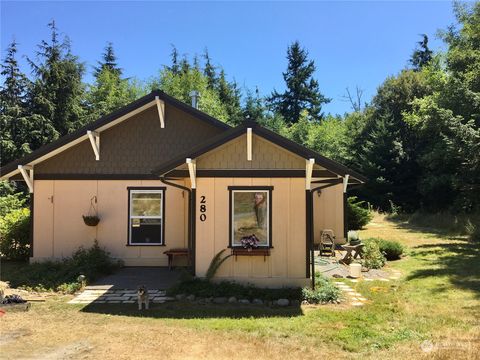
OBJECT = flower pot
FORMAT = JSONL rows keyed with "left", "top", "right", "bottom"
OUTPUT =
{"left": 82, "top": 215, "right": 100, "bottom": 226}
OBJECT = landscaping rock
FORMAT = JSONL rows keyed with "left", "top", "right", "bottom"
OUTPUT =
{"left": 332, "top": 274, "right": 344, "bottom": 278}
{"left": 213, "top": 297, "right": 227, "bottom": 304}
{"left": 186, "top": 294, "right": 196, "bottom": 301}
{"left": 252, "top": 298, "right": 263, "bottom": 305}
{"left": 238, "top": 299, "right": 250, "bottom": 304}
{"left": 301, "top": 300, "right": 309, "bottom": 305}
{"left": 228, "top": 296, "right": 237, "bottom": 304}
{"left": 175, "top": 294, "right": 186, "bottom": 301}
{"left": 276, "top": 299, "right": 289, "bottom": 307}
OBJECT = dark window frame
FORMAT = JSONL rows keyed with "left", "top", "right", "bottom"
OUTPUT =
{"left": 127, "top": 186, "right": 166, "bottom": 246}
{"left": 228, "top": 186, "right": 274, "bottom": 249}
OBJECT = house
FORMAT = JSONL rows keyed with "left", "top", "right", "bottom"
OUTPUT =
{"left": 0, "top": 90, "right": 365, "bottom": 287}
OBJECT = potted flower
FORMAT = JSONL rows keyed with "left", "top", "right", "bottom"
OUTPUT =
{"left": 240, "top": 234, "right": 260, "bottom": 251}
{"left": 83, "top": 196, "right": 100, "bottom": 226}
{"left": 348, "top": 230, "right": 361, "bottom": 246}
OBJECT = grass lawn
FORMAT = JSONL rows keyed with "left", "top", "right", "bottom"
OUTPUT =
{"left": 1, "top": 213, "right": 479, "bottom": 359}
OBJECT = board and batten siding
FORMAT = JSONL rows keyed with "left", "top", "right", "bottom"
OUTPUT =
{"left": 312, "top": 183, "right": 346, "bottom": 245}
{"left": 32, "top": 180, "right": 188, "bottom": 266}
{"left": 195, "top": 177, "right": 309, "bottom": 288}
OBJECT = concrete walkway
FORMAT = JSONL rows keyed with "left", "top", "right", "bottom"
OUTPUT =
{"left": 68, "top": 267, "right": 182, "bottom": 305}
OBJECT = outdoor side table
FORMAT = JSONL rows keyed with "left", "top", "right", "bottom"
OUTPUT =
{"left": 339, "top": 244, "right": 365, "bottom": 265}
{"left": 164, "top": 248, "right": 189, "bottom": 270}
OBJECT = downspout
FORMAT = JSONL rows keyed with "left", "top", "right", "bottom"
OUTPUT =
{"left": 160, "top": 176, "right": 195, "bottom": 275}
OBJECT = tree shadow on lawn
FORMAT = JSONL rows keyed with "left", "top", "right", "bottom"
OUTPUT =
{"left": 406, "top": 240, "right": 480, "bottom": 298}
{"left": 81, "top": 301, "right": 304, "bottom": 319}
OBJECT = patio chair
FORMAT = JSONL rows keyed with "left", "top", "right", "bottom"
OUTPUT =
{"left": 319, "top": 229, "right": 336, "bottom": 257}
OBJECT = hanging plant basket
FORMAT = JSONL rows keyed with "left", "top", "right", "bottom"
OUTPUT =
{"left": 83, "top": 196, "right": 100, "bottom": 226}
{"left": 82, "top": 215, "right": 100, "bottom": 226}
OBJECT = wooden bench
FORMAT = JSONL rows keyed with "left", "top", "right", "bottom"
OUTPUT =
{"left": 163, "top": 248, "right": 189, "bottom": 270}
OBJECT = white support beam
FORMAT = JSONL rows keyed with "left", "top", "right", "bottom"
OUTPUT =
{"left": 87, "top": 130, "right": 100, "bottom": 161}
{"left": 18, "top": 165, "right": 34, "bottom": 193}
{"left": 247, "top": 127, "right": 252, "bottom": 161}
{"left": 155, "top": 96, "right": 165, "bottom": 128}
{"left": 343, "top": 174, "right": 350, "bottom": 193}
{"left": 305, "top": 158, "right": 315, "bottom": 190}
{"left": 186, "top": 158, "right": 197, "bottom": 189}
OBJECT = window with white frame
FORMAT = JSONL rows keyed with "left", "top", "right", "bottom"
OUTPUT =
{"left": 128, "top": 188, "right": 165, "bottom": 245}
{"left": 229, "top": 186, "right": 273, "bottom": 248}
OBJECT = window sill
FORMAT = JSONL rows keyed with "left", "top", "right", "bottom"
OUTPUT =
{"left": 126, "top": 243, "right": 166, "bottom": 247}
{"left": 231, "top": 248, "right": 271, "bottom": 260}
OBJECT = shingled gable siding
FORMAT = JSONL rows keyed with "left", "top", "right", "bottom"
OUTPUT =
{"left": 35, "top": 104, "right": 225, "bottom": 176}
{"left": 195, "top": 134, "right": 328, "bottom": 171}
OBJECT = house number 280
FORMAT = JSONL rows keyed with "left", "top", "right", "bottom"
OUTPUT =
{"left": 199, "top": 196, "right": 207, "bottom": 222}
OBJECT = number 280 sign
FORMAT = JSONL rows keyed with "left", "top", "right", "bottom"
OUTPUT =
{"left": 199, "top": 196, "right": 206, "bottom": 222}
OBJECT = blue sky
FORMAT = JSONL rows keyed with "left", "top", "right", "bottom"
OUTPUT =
{"left": 1, "top": 1, "right": 456, "bottom": 115}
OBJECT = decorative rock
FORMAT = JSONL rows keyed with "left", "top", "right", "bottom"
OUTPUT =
{"left": 213, "top": 297, "right": 227, "bottom": 304}
{"left": 186, "top": 294, "right": 196, "bottom": 301}
{"left": 276, "top": 299, "right": 289, "bottom": 307}
{"left": 301, "top": 300, "right": 309, "bottom": 305}
{"left": 332, "top": 274, "right": 344, "bottom": 278}
{"left": 238, "top": 299, "right": 250, "bottom": 304}
{"left": 228, "top": 296, "right": 237, "bottom": 304}
{"left": 252, "top": 298, "right": 263, "bottom": 305}
{"left": 175, "top": 293, "right": 186, "bottom": 301}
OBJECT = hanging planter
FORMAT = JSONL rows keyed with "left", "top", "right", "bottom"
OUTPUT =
{"left": 83, "top": 196, "right": 100, "bottom": 226}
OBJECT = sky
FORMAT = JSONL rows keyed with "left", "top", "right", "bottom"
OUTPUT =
{"left": 1, "top": 1, "right": 457, "bottom": 115}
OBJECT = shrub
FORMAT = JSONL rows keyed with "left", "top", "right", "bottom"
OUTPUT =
{"left": 0, "top": 192, "right": 28, "bottom": 217}
{"left": 362, "top": 239, "right": 386, "bottom": 269}
{"left": 0, "top": 208, "right": 30, "bottom": 260}
{"left": 1, "top": 240, "right": 122, "bottom": 293}
{"left": 302, "top": 274, "right": 341, "bottom": 303}
{"left": 377, "top": 239, "right": 404, "bottom": 260}
{"left": 347, "top": 196, "right": 373, "bottom": 230}
{"left": 469, "top": 224, "right": 480, "bottom": 243}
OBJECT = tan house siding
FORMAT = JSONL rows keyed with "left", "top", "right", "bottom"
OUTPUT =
{"left": 195, "top": 177, "right": 309, "bottom": 288}
{"left": 312, "top": 183, "right": 345, "bottom": 245}
{"left": 35, "top": 105, "right": 224, "bottom": 176}
{"left": 32, "top": 180, "right": 188, "bottom": 266}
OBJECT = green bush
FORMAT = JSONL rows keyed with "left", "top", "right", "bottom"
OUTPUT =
{"left": 347, "top": 196, "right": 373, "bottom": 230}
{"left": 364, "top": 237, "right": 404, "bottom": 260}
{"left": 302, "top": 274, "right": 341, "bottom": 303}
{"left": 0, "top": 208, "right": 30, "bottom": 260}
{"left": 0, "top": 192, "right": 28, "bottom": 217}
{"left": 362, "top": 239, "right": 386, "bottom": 269}
{"left": 1, "top": 240, "right": 123, "bottom": 293}
{"left": 168, "top": 278, "right": 302, "bottom": 301}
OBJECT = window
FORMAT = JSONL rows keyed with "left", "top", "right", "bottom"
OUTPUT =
{"left": 228, "top": 186, "right": 273, "bottom": 248}
{"left": 128, "top": 188, "right": 165, "bottom": 245}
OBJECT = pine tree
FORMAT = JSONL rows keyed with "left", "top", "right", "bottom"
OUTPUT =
{"left": 410, "top": 34, "right": 433, "bottom": 71}
{"left": 27, "top": 20, "right": 86, "bottom": 135}
{"left": 217, "top": 69, "right": 242, "bottom": 125}
{"left": 1, "top": 40, "right": 57, "bottom": 165}
{"left": 267, "top": 41, "right": 330, "bottom": 123}
{"left": 203, "top": 49, "right": 217, "bottom": 90}
{"left": 169, "top": 45, "right": 180, "bottom": 75}
{"left": 243, "top": 87, "right": 265, "bottom": 122}
{"left": 94, "top": 42, "right": 122, "bottom": 77}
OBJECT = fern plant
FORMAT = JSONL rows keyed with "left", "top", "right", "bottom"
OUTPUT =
{"left": 205, "top": 249, "right": 232, "bottom": 281}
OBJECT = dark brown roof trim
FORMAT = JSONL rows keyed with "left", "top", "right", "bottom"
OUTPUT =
{"left": 0, "top": 90, "right": 230, "bottom": 177}
{"left": 166, "top": 169, "right": 337, "bottom": 178}
{"left": 34, "top": 174, "right": 160, "bottom": 180}
{"left": 152, "top": 121, "right": 367, "bottom": 182}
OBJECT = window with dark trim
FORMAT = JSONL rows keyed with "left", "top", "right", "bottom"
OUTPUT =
{"left": 127, "top": 187, "right": 166, "bottom": 245}
{"left": 228, "top": 186, "right": 273, "bottom": 248}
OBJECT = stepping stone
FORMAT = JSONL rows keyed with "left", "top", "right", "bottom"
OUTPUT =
{"left": 357, "top": 297, "right": 367, "bottom": 301}
{"left": 364, "top": 278, "right": 374, "bottom": 282}
{"left": 109, "top": 301, "right": 121, "bottom": 304}
{"left": 123, "top": 300, "right": 135, "bottom": 304}
{"left": 351, "top": 301, "right": 364, "bottom": 306}
{"left": 94, "top": 300, "right": 106, "bottom": 303}
{"left": 379, "top": 279, "right": 390, "bottom": 282}
{"left": 152, "top": 300, "right": 165, "bottom": 304}
{"left": 350, "top": 279, "right": 359, "bottom": 283}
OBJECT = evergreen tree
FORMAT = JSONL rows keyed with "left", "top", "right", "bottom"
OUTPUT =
{"left": 217, "top": 69, "right": 242, "bottom": 125}
{"left": 94, "top": 42, "right": 121, "bottom": 77}
{"left": 203, "top": 49, "right": 217, "bottom": 90}
{"left": 243, "top": 87, "right": 265, "bottom": 122}
{"left": 1, "top": 40, "right": 57, "bottom": 165}
{"left": 267, "top": 41, "right": 330, "bottom": 123}
{"left": 169, "top": 45, "right": 180, "bottom": 75}
{"left": 410, "top": 34, "right": 433, "bottom": 71}
{"left": 27, "top": 21, "right": 86, "bottom": 135}
{"left": 86, "top": 42, "right": 141, "bottom": 122}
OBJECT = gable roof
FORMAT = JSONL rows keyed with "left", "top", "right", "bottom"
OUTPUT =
{"left": 152, "top": 120, "right": 367, "bottom": 183}
{"left": 0, "top": 90, "right": 231, "bottom": 179}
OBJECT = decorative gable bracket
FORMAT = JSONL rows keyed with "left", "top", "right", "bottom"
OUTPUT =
{"left": 155, "top": 96, "right": 165, "bottom": 128}
{"left": 186, "top": 158, "right": 196, "bottom": 189}
{"left": 87, "top": 130, "right": 100, "bottom": 161}
{"left": 18, "top": 165, "right": 34, "bottom": 193}
{"left": 305, "top": 158, "right": 315, "bottom": 190}
{"left": 343, "top": 174, "right": 350, "bottom": 193}
{"left": 247, "top": 127, "right": 253, "bottom": 161}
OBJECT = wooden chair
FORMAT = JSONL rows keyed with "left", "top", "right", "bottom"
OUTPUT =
{"left": 318, "top": 229, "right": 336, "bottom": 257}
